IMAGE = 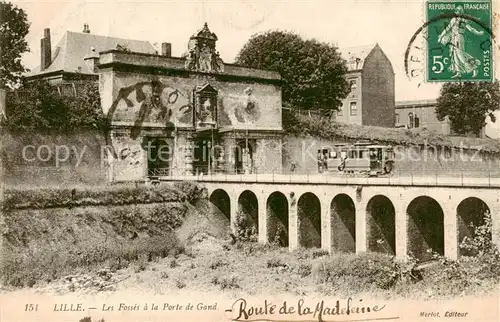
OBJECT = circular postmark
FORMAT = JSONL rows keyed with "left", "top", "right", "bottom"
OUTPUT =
{"left": 219, "top": 1, "right": 276, "bottom": 31}
{"left": 405, "top": 8, "right": 496, "bottom": 86}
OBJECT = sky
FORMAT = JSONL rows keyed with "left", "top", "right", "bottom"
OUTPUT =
{"left": 8, "top": 0, "right": 500, "bottom": 103}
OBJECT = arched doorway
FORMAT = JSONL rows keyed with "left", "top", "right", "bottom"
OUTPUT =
{"left": 266, "top": 192, "right": 289, "bottom": 247}
{"left": 330, "top": 194, "right": 356, "bottom": 253}
{"left": 147, "top": 137, "right": 172, "bottom": 176}
{"left": 209, "top": 189, "right": 231, "bottom": 227}
{"left": 298, "top": 192, "right": 321, "bottom": 248}
{"left": 407, "top": 196, "right": 444, "bottom": 262}
{"left": 457, "top": 197, "right": 491, "bottom": 257}
{"left": 366, "top": 195, "right": 395, "bottom": 255}
{"left": 237, "top": 190, "right": 259, "bottom": 239}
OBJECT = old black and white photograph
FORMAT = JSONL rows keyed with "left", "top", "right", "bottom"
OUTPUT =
{"left": 0, "top": 0, "right": 499, "bottom": 321}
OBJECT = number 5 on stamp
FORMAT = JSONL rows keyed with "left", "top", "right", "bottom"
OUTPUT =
{"left": 426, "top": 0, "right": 493, "bottom": 82}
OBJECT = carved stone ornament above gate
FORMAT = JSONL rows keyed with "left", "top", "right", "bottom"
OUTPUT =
{"left": 183, "top": 23, "right": 224, "bottom": 73}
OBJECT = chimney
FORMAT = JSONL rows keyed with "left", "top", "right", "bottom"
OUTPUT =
{"left": 161, "top": 42, "right": 172, "bottom": 57}
{"left": 40, "top": 28, "right": 51, "bottom": 71}
{"left": 84, "top": 47, "right": 100, "bottom": 73}
{"left": 83, "top": 23, "right": 90, "bottom": 34}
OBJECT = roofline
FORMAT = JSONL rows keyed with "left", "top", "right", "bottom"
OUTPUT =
{"left": 98, "top": 50, "right": 282, "bottom": 83}
{"left": 98, "top": 49, "right": 282, "bottom": 75}
{"left": 395, "top": 100, "right": 438, "bottom": 109}
{"left": 24, "top": 70, "right": 98, "bottom": 81}
{"left": 65, "top": 30, "right": 155, "bottom": 48}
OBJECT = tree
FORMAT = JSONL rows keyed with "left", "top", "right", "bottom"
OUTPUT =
{"left": 235, "top": 31, "right": 349, "bottom": 111}
{"left": 3, "top": 81, "right": 109, "bottom": 133}
{"left": 436, "top": 81, "right": 500, "bottom": 136}
{"left": 0, "top": 1, "right": 30, "bottom": 88}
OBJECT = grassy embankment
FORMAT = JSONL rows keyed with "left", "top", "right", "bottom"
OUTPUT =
{"left": 0, "top": 182, "right": 223, "bottom": 288}
{"left": 1, "top": 182, "right": 499, "bottom": 299}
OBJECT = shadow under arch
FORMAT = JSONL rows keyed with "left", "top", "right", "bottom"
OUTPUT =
{"left": 298, "top": 192, "right": 321, "bottom": 248}
{"left": 209, "top": 188, "right": 231, "bottom": 225}
{"left": 266, "top": 191, "right": 289, "bottom": 247}
{"left": 366, "top": 195, "right": 395, "bottom": 255}
{"left": 331, "top": 193, "right": 356, "bottom": 253}
{"left": 407, "top": 196, "right": 444, "bottom": 262}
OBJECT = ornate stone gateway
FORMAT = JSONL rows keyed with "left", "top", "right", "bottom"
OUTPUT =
{"left": 100, "top": 22, "right": 283, "bottom": 182}
{"left": 184, "top": 23, "right": 224, "bottom": 73}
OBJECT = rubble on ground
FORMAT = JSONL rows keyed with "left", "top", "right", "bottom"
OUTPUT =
{"left": 63, "top": 268, "right": 119, "bottom": 292}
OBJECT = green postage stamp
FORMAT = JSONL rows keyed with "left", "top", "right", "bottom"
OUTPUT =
{"left": 426, "top": 0, "right": 493, "bottom": 82}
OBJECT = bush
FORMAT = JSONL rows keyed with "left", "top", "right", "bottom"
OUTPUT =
{"left": 211, "top": 275, "right": 240, "bottom": 290}
{"left": 175, "top": 279, "right": 186, "bottom": 289}
{"left": 2, "top": 185, "right": 185, "bottom": 211}
{"left": 209, "top": 258, "right": 228, "bottom": 270}
{"left": 234, "top": 210, "right": 258, "bottom": 242}
{"left": 425, "top": 211, "right": 500, "bottom": 295}
{"left": 172, "top": 181, "right": 206, "bottom": 204}
{"left": 459, "top": 210, "right": 497, "bottom": 257}
{"left": 3, "top": 81, "right": 109, "bottom": 134}
{"left": 312, "top": 249, "right": 329, "bottom": 259}
{"left": 297, "top": 263, "right": 312, "bottom": 277}
{"left": 169, "top": 259, "right": 179, "bottom": 268}
{"left": 267, "top": 258, "right": 287, "bottom": 268}
{"left": 312, "top": 253, "right": 417, "bottom": 291}
{"left": 1, "top": 234, "right": 183, "bottom": 287}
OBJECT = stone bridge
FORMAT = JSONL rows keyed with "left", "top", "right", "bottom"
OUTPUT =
{"left": 163, "top": 174, "right": 500, "bottom": 261}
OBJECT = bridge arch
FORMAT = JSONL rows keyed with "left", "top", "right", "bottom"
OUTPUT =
{"left": 366, "top": 195, "right": 395, "bottom": 255}
{"left": 457, "top": 197, "right": 491, "bottom": 257}
{"left": 407, "top": 196, "right": 444, "bottom": 262}
{"left": 266, "top": 191, "right": 289, "bottom": 247}
{"left": 209, "top": 189, "right": 231, "bottom": 227}
{"left": 237, "top": 190, "right": 259, "bottom": 239}
{"left": 330, "top": 193, "right": 356, "bottom": 253}
{"left": 298, "top": 192, "right": 321, "bottom": 248}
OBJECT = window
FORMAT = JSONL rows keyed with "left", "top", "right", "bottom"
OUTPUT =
{"left": 337, "top": 105, "right": 343, "bottom": 116}
{"left": 350, "top": 102, "right": 358, "bottom": 116}
{"left": 408, "top": 112, "right": 414, "bottom": 128}
{"left": 349, "top": 80, "right": 357, "bottom": 90}
{"left": 395, "top": 113, "right": 400, "bottom": 124}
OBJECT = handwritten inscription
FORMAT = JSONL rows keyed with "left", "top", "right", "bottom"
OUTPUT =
{"left": 228, "top": 298, "right": 386, "bottom": 322}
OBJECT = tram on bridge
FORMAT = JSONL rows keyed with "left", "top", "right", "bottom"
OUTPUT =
{"left": 317, "top": 141, "right": 395, "bottom": 176}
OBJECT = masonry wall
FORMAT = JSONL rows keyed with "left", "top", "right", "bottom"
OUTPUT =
{"left": 1, "top": 130, "right": 107, "bottom": 187}
{"left": 361, "top": 46, "right": 395, "bottom": 128}
{"left": 283, "top": 135, "right": 500, "bottom": 176}
{"left": 100, "top": 69, "right": 282, "bottom": 132}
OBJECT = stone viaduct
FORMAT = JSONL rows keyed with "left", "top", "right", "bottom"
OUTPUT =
{"left": 182, "top": 175, "right": 500, "bottom": 262}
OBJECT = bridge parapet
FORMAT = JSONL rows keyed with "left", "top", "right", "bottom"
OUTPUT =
{"left": 156, "top": 172, "right": 500, "bottom": 188}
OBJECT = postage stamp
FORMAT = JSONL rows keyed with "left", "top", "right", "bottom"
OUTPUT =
{"left": 426, "top": 0, "right": 493, "bottom": 82}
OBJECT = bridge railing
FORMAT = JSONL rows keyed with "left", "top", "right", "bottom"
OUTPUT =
{"left": 158, "top": 167, "right": 500, "bottom": 187}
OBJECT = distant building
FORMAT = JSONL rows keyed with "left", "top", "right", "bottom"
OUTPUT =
{"left": 24, "top": 24, "right": 159, "bottom": 84}
{"left": 395, "top": 99, "right": 491, "bottom": 138}
{"left": 395, "top": 99, "right": 450, "bottom": 134}
{"left": 335, "top": 44, "right": 395, "bottom": 128}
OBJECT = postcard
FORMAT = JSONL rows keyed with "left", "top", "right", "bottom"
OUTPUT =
{"left": 0, "top": 0, "right": 499, "bottom": 321}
